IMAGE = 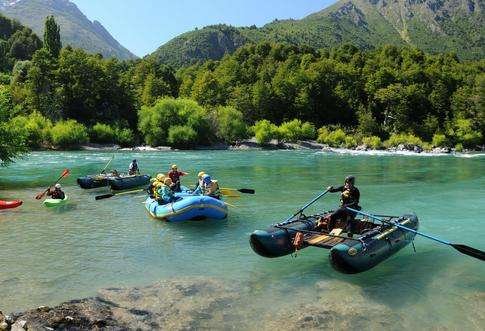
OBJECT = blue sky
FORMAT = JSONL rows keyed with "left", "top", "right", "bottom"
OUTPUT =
{"left": 71, "top": 0, "right": 335, "bottom": 57}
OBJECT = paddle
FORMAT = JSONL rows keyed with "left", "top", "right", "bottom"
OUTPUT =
{"left": 347, "top": 207, "right": 485, "bottom": 261}
{"left": 277, "top": 188, "right": 331, "bottom": 226}
{"left": 95, "top": 188, "right": 144, "bottom": 200}
{"left": 35, "top": 169, "right": 70, "bottom": 200}
{"left": 221, "top": 188, "right": 255, "bottom": 194}
{"left": 100, "top": 154, "right": 114, "bottom": 173}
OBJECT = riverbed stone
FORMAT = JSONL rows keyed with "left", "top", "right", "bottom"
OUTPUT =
{"left": 10, "top": 319, "right": 27, "bottom": 331}
{"left": 0, "top": 321, "right": 8, "bottom": 331}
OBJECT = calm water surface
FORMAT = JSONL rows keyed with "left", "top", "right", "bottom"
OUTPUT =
{"left": 0, "top": 150, "right": 484, "bottom": 329}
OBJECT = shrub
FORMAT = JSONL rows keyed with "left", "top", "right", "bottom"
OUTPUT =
{"left": 50, "top": 120, "right": 89, "bottom": 148}
{"left": 9, "top": 112, "right": 52, "bottom": 148}
{"left": 362, "top": 136, "right": 383, "bottom": 149}
{"left": 454, "top": 143, "right": 464, "bottom": 152}
{"left": 278, "top": 119, "right": 316, "bottom": 142}
{"left": 384, "top": 133, "right": 423, "bottom": 148}
{"left": 115, "top": 127, "right": 135, "bottom": 147}
{"left": 251, "top": 120, "right": 278, "bottom": 145}
{"left": 91, "top": 123, "right": 116, "bottom": 143}
{"left": 212, "top": 106, "right": 248, "bottom": 144}
{"left": 344, "top": 136, "right": 358, "bottom": 148}
{"left": 317, "top": 127, "right": 346, "bottom": 147}
{"left": 447, "top": 118, "right": 482, "bottom": 148}
{"left": 167, "top": 125, "right": 198, "bottom": 148}
{"left": 431, "top": 133, "right": 449, "bottom": 147}
{"left": 138, "top": 98, "right": 210, "bottom": 146}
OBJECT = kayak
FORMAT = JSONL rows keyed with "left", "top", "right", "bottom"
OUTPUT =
{"left": 0, "top": 199, "right": 23, "bottom": 210}
{"left": 77, "top": 174, "right": 109, "bottom": 189}
{"left": 109, "top": 175, "right": 151, "bottom": 191}
{"left": 250, "top": 212, "right": 418, "bottom": 274}
{"left": 145, "top": 194, "right": 228, "bottom": 222}
{"left": 43, "top": 195, "right": 68, "bottom": 208}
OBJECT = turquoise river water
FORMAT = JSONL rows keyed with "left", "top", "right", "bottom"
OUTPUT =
{"left": 0, "top": 150, "right": 484, "bottom": 329}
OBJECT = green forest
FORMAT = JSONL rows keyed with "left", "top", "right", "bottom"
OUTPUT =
{"left": 1, "top": 16, "right": 484, "bottom": 165}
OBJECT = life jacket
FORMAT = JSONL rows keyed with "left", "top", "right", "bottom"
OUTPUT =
{"left": 206, "top": 180, "right": 220, "bottom": 197}
{"left": 340, "top": 186, "right": 359, "bottom": 207}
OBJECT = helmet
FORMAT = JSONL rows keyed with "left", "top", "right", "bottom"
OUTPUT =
{"left": 132, "top": 159, "right": 137, "bottom": 163}
{"left": 164, "top": 177, "right": 172, "bottom": 186}
{"left": 171, "top": 164, "right": 177, "bottom": 170}
{"left": 345, "top": 175, "right": 355, "bottom": 184}
{"left": 54, "top": 183, "right": 61, "bottom": 189}
{"left": 150, "top": 178, "right": 156, "bottom": 183}
{"left": 198, "top": 171, "right": 205, "bottom": 178}
{"left": 156, "top": 173, "right": 165, "bottom": 181}
{"left": 202, "top": 174, "right": 211, "bottom": 185}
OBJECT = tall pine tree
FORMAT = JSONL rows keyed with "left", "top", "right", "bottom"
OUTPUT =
{"left": 44, "top": 16, "right": 61, "bottom": 58}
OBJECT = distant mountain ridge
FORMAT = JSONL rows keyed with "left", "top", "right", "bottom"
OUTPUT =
{"left": 151, "top": 0, "right": 484, "bottom": 67}
{"left": 0, "top": 0, "right": 136, "bottom": 60}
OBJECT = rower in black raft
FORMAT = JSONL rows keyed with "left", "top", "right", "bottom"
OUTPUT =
{"left": 250, "top": 176, "right": 484, "bottom": 274}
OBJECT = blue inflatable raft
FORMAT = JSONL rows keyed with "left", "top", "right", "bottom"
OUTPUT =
{"left": 145, "top": 195, "right": 228, "bottom": 222}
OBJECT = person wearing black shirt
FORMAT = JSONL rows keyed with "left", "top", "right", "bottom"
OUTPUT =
{"left": 325, "top": 175, "right": 361, "bottom": 237}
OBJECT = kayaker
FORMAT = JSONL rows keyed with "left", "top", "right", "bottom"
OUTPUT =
{"left": 323, "top": 175, "right": 361, "bottom": 237}
{"left": 168, "top": 164, "right": 187, "bottom": 192}
{"left": 194, "top": 171, "right": 205, "bottom": 191}
{"left": 158, "top": 178, "right": 178, "bottom": 204}
{"left": 47, "top": 184, "right": 65, "bottom": 200}
{"left": 128, "top": 159, "right": 140, "bottom": 175}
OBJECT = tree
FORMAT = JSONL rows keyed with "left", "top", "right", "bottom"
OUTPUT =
{"left": 44, "top": 16, "right": 61, "bottom": 58}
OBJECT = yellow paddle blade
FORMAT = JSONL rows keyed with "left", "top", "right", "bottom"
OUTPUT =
{"left": 220, "top": 189, "right": 240, "bottom": 198}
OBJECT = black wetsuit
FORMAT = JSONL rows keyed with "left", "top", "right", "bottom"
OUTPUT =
{"left": 328, "top": 185, "right": 361, "bottom": 234}
{"left": 48, "top": 190, "right": 65, "bottom": 200}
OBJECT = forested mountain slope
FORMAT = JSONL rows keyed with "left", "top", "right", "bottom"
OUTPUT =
{"left": 151, "top": 0, "right": 484, "bottom": 67}
{"left": 0, "top": 0, "right": 136, "bottom": 59}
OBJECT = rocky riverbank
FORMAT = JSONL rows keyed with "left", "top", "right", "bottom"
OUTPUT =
{"left": 79, "top": 139, "right": 464, "bottom": 155}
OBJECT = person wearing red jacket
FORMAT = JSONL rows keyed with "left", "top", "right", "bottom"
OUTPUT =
{"left": 167, "top": 164, "right": 188, "bottom": 192}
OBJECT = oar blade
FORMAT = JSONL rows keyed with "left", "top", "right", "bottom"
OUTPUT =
{"left": 451, "top": 244, "right": 485, "bottom": 261}
{"left": 95, "top": 193, "right": 115, "bottom": 200}
{"left": 34, "top": 191, "right": 45, "bottom": 200}
{"left": 238, "top": 189, "right": 255, "bottom": 194}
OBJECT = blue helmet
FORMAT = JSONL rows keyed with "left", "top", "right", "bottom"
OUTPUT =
{"left": 203, "top": 174, "right": 212, "bottom": 184}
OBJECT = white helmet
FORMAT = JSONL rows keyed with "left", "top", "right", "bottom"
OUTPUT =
{"left": 55, "top": 183, "right": 61, "bottom": 189}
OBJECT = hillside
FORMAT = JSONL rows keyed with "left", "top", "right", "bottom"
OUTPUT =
{"left": 0, "top": 0, "right": 136, "bottom": 60}
{"left": 0, "top": 13, "right": 41, "bottom": 71}
{"left": 151, "top": 0, "right": 484, "bottom": 67}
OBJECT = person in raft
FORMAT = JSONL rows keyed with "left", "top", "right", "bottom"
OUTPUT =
{"left": 158, "top": 178, "right": 179, "bottom": 204}
{"left": 194, "top": 174, "right": 221, "bottom": 199}
{"left": 194, "top": 171, "right": 205, "bottom": 191}
{"left": 47, "top": 183, "right": 65, "bottom": 200}
{"left": 128, "top": 159, "right": 139, "bottom": 176}
{"left": 168, "top": 164, "right": 188, "bottom": 192}
{"left": 322, "top": 175, "right": 361, "bottom": 237}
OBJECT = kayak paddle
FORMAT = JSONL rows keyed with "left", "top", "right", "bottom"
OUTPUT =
{"left": 347, "top": 207, "right": 485, "bottom": 261}
{"left": 35, "top": 169, "right": 70, "bottom": 200}
{"left": 95, "top": 188, "right": 144, "bottom": 200}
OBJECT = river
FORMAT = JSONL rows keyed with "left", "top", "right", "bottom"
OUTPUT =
{"left": 0, "top": 150, "right": 484, "bottom": 329}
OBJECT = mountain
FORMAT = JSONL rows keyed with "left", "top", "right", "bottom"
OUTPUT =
{"left": 151, "top": 0, "right": 484, "bottom": 67}
{"left": 0, "top": 0, "right": 136, "bottom": 60}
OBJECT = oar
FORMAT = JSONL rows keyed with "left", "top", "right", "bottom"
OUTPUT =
{"left": 224, "top": 201, "right": 238, "bottom": 208}
{"left": 95, "top": 188, "right": 144, "bottom": 200}
{"left": 347, "top": 207, "right": 485, "bottom": 261}
{"left": 100, "top": 154, "right": 114, "bottom": 173}
{"left": 221, "top": 188, "right": 255, "bottom": 195}
{"left": 277, "top": 188, "right": 330, "bottom": 226}
{"left": 35, "top": 169, "right": 70, "bottom": 200}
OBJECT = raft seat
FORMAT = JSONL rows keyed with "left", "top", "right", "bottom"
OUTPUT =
{"left": 305, "top": 228, "right": 346, "bottom": 249}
